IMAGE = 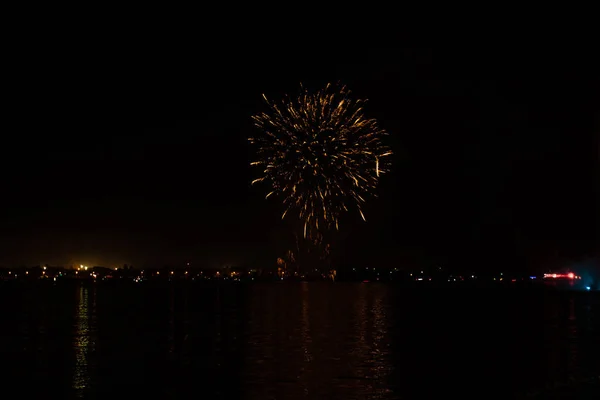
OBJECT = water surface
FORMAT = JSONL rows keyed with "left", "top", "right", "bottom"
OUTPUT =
{"left": 1, "top": 281, "right": 599, "bottom": 398}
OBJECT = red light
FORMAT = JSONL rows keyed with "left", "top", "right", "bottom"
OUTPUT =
{"left": 543, "top": 272, "right": 576, "bottom": 279}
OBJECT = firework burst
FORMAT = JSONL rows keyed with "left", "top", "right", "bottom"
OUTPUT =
{"left": 250, "top": 83, "right": 392, "bottom": 239}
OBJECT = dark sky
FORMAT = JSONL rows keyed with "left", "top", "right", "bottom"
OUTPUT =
{"left": 1, "top": 45, "right": 597, "bottom": 271}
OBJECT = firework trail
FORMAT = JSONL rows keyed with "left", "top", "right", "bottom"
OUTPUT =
{"left": 250, "top": 83, "right": 391, "bottom": 239}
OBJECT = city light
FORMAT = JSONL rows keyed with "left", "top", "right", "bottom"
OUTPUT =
{"left": 0, "top": 265, "right": 592, "bottom": 287}
{"left": 543, "top": 273, "right": 576, "bottom": 279}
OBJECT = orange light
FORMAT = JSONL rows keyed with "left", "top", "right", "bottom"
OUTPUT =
{"left": 544, "top": 272, "right": 577, "bottom": 279}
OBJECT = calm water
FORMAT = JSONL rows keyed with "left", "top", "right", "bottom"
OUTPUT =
{"left": 1, "top": 281, "right": 599, "bottom": 399}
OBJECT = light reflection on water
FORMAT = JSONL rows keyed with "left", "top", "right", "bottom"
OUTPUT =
{"left": 72, "top": 285, "right": 96, "bottom": 395}
{"left": 300, "top": 282, "right": 311, "bottom": 396}
{"left": 1, "top": 282, "right": 599, "bottom": 398}
{"left": 567, "top": 297, "right": 579, "bottom": 379}
{"left": 240, "top": 283, "right": 395, "bottom": 399}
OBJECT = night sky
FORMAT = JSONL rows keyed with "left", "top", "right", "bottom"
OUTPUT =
{"left": 1, "top": 45, "right": 597, "bottom": 271}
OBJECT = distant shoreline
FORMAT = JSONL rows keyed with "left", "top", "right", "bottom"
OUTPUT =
{"left": 0, "top": 278, "right": 596, "bottom": 293}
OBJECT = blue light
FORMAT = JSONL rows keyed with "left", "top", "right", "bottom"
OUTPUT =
{"left": 585, "top": 286, "right": 591, "bottom": 291}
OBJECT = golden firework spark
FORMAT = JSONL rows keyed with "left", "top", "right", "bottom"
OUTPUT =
{"left": 250, "top": 83, "right": 391, "bottom": 238}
